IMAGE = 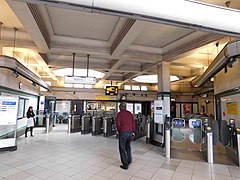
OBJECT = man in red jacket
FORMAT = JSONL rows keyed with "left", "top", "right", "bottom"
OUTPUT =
{"left": 116, "top": 102, "right": 135, "bottom": 170}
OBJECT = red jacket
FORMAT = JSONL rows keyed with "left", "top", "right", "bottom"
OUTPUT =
{"left": 116, "top": 109, "right": 135, "bottom": 133}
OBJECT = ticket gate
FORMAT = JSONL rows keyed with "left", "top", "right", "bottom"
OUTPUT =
{"left": 81, "top": 114, "right": 92, "bottom": 134}
{"left": 103, "top": 116, "right": 116, "bottom": 137}
{"left": 172, "top": 118, "right": 185, "bottom": 142}
{"left": 171, "top": 117, "right": 214, "bottom": 163}
{"left": 220, "top": 119, "right": 240, "bottom": 166}
{"left": 189, "top": 119, "right": 202, "bottom": 144}
{"left": 92, "top": 115, "right": 103, "bottom": 136}
{"left": 134, "top": 114, "right": 147, "bottom": 140}
{"left": 70, "top": 115, "right": 81, "bottom": 133}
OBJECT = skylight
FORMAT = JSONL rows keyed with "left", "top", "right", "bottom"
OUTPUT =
{"left": 133, "top": 75, "right": 179, "bottom": 83}
{"left": 53, "top": 68, "right": 105, "bottom": 78}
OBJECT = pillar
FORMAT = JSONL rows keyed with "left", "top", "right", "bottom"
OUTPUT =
{"left": 157, "top": 61, "right": 171, "bottom": 120}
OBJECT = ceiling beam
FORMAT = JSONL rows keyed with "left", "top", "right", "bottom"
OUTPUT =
{"left": 7, "top": 0, "right": 50, "bottom": 52}
{"left": 111, "top": 19, "right": 147, "bottom": 58}
{"left": 102, "top": 20, "right": 148, "bottom": 80}
{"left": 163, "top": 33, "right": 224, "bottom": 61}
{"left": 122, "top": 60, "right": 162, "bottom": 83}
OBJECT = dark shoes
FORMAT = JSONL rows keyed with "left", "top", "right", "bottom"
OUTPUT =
{"left": 120, "top": 165, "right": 128, "bottom": 170}
{"left": 31, "top": 135, "right": 34, "bottom": 137}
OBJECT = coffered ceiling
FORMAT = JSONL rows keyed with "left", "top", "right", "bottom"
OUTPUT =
{"left": 1, "top": 0, "right": 240, "bottom": 89}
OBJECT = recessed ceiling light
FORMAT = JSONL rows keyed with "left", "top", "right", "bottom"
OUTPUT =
{"left": 132, "top": 75, "right": 179, "bottom": 83}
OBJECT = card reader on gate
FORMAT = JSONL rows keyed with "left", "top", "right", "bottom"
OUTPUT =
{"left": 229, "top": 119, "right": 235, "bottom": 127}
{"left": 192, "top": 121, "right": 201, "bottom": 127}
{"left": 173, "top": 119, "right": 185, "bottom": 128}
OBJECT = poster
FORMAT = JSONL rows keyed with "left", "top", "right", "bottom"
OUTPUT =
{"left": 126, "top": 103, "right": 134, "bottom": 114}
{"left": 227, "top": 102, "right": 238, "bottom": 115}
{"left": 181, "top": 103, "right": 191, "bottom": 118}
{"left": 134, "top": 103, "right": 142, "bottom": 114}
{"left": 0, "top": 96, "right": 19, "bottom": 125}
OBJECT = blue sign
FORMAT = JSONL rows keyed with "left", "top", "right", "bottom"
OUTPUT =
{"left": 192, "top": 121, "right": 201, "bottom": 127}
{"left": 2, "top": 101, "right": 16, "bottom": 106}
{"left": 174, "top": 119, "right": 184, "bottom": 127}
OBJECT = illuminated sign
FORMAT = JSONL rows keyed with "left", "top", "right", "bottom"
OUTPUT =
{"left": 105, "top": 86, "right": 118, "bottom": 96}
{"left": 64, "top": 76, "right": 96, "bottom": 85}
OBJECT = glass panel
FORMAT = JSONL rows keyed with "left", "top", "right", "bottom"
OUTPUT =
{"left": 193, "top": 103, "right": 198, "bottom": 114}
{"left": 221, "top": 93, "right": 240, "bottom": 127}
{"left": 124, "top": 85, "right": 131, "bottom": 90}
{"left": 134, "top": 103, "right": 142, "bottom": 114}
{"left": 17, "top": 98, "right": 25, "bottom": 119}
{"left": 176, "top": 103, "right": 181, "bottom": 118}
{"left": 126, "top": 103, "right": 134, "bottom": 114}
{"left": 141, "top": 86, "right": 148, "bottom": 91}
{"left": 132, "top": 86, "right": 140, "bottom": 91}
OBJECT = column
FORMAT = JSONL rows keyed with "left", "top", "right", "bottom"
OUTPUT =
{"left": 157, "top": 61, "right": 170, "bottom": 93}
{"left": 158, "top": 61, "right": 171, "bottom": 157}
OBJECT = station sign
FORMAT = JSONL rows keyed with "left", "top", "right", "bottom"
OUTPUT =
{"left": 64, "top": 76, "right": 96, "bottom": 85}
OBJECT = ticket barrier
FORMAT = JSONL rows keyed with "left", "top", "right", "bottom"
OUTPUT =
{"left": 81, "top": 114, "right": 92, "bottom": 134}
{"left": 171, "top": 118, "right": 214, "bottom": 164}
{"left": 134, "top": 114, "right": 147, "bottom": 140}
{"left": 220, "top": 119, "right": 240, "bottom": 166}
{"left": 103, "top": 116, "right": 116, "bottom": 137}
{"left": 70, "top": 115, "right": 81, "bottom": 133}
{"left": 199, "top": 118, "right": 214, "bottom": 164}
{"left": 46, "top": 114, "right": 53, "bottom": 134}
{"left": 189, "top": 119, "right": 202, "bottom": 144}
{"left": 146, "top": 116, "right": 151, "bottom": 143}
{"left": 171, "top": 118, "right": 185, "bottom": 142}
{"left": 92, "top": 115, "right": 103, "bottom": 136}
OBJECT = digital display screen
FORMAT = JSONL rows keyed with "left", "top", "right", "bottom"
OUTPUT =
{"left": 105, "top": 86, "right": 118, "bottom": 96}
{"left": 156, "top": 107, "right": 162, "bottom": 110}
{"left": 192, "top": 121, "right": 201, "bottom": 127}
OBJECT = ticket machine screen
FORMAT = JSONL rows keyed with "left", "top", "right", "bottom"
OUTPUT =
{"left": 192, "top": 121, "right": 201, "bottom": 127}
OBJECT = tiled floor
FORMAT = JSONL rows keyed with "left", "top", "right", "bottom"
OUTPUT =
{"left": 0, "top": 125, "right": 240, "bottom": 180}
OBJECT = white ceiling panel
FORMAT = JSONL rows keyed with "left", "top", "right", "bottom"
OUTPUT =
{"left": 133, "top": 22, "right": 194, "bottom": 48}
{"left": 47, "top": 6, "right": 119, "bottom": 41}
{"left": 0, "top": 0, "right": 24, "bottom": 29}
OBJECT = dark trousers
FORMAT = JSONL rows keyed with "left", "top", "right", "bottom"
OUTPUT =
{"left": 119, "top": 132, "right": 132, "bottom": 167}
{"left": 25, "top": 127, "right": 33, "bottom": 137}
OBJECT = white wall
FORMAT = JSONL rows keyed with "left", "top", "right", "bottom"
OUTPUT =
{"left": 0, "top": 68, "right": 40, "bottom": 96}
{"left": 214, "top": 61, "right": 240, "bottom": 94}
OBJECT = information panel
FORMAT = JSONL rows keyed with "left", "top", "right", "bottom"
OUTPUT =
{"left": 0, "top": 97, "right": 18, "bottom": 125}
{"left": 0, "top": 96, "right": 18, "bottom": 150}
{"left": 154, "top": 100, "right": 164, "bottom": 124}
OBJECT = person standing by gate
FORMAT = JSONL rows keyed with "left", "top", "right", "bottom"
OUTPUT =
{"left": 25, "top": 106, "right": 35, "bottom": 137}
{"left": 116, "top": 102, "right": 135, "bottom": 170}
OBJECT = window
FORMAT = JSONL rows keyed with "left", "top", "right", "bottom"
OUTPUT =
{"left": 141, "top": 86, "right": 148, "bottom": 91}
{"left": 132, "top": 86, "right": 140, "bottom": 91}
{"left": 124, "top": 85, "right": 131, "bottom": 90}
